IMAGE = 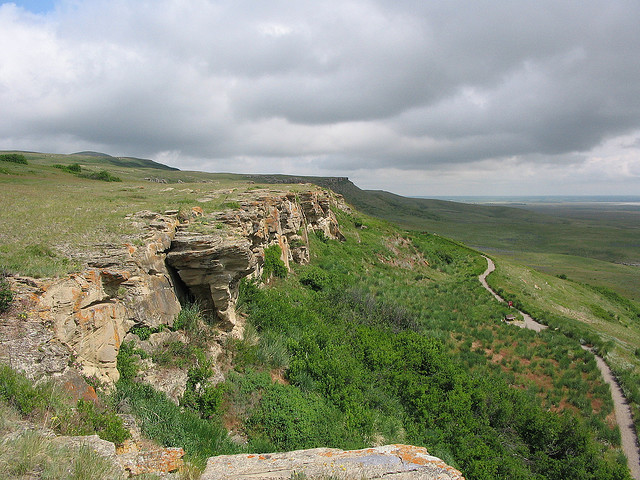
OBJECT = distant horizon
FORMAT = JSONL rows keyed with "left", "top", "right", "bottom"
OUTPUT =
{"left": 3, "top": 148, "right": 640, "bottom": 199}
{"left": 2, "top": 1, "right": 640, "bottom": 197}
{"left": 414, "top": 194, "right": 640, "bottom": 205}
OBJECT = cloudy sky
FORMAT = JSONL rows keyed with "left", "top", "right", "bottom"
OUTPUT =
{"left": 1, "top": 0, "right": 640, "bottom": 196}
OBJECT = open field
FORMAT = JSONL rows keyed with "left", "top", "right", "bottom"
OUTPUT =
{"left": 488, "top": 251, "right": 640, "bottom": 302}
{"left": 0, "top": 151, "right": 306, "bottom": 277}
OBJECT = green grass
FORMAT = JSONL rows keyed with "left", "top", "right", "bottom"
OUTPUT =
{"left": 110, "top": 379, "right": 241, "bottom": 469}
{"left": 491, "top": 251, "right": 640, "bottom": 302}
{"left": 0, "top": 364, "right": 130, "bottom": 444}
{"left": 485, "top": 256, "right": 640, "bottom": 436}
{"left": 0, "top": 151, "right": 312, "bottom": 277}
{"left": 0, "top": 429, "right": 125, "bottom": 480}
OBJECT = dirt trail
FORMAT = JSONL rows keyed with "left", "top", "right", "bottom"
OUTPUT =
{"left": 479, "top": 256, "right": 640, "bottom": 479}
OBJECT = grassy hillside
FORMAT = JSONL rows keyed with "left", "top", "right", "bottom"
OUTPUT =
{"left": 246, "top": 175, "right": 640, "bottom": 302}
{"left": 0, "top": 152, "right": 637, "bottom": 479}
{"left": 72, "top": 151, "right": 180, "bottom": 171}
{"left": 485, "top": 257, "right": 640, "bottom": 437}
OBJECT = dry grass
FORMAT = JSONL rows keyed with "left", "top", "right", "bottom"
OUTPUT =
{"left": 0, "top": 429, "right": 125, "bottom": 480}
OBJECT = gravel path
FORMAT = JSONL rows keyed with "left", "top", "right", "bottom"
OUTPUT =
{"left": 479, "top": 256, "right": 640, "bottom": 479}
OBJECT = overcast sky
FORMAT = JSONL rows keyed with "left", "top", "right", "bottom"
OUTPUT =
{"left": 2, "top": 0, "right": 640, "bottom": 196}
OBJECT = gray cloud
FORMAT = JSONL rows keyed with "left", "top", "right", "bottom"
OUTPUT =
{"left": 1, "top": 0, "right": 640, "bottom": 195}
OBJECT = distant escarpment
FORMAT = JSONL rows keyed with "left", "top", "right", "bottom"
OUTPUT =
{"left": 2, "top": 189, "right": 346, "bottom": 385}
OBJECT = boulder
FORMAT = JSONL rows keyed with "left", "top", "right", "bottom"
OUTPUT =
{"left": 118, "top": 446, "right": 185, "bottom": 476}
{"left": 166, "top": 233, "right": 256, "bottom": 330}
{"left": 202, "top": 444, "right": 465, "bottom": 480}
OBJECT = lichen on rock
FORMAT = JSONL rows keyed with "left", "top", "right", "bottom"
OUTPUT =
{"left": 202, "top": 444, "right": 465, "bottom": 480}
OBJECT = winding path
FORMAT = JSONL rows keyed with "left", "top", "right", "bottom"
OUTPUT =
{"left": 479, "top": 256, "right": 640, "bottom": 479}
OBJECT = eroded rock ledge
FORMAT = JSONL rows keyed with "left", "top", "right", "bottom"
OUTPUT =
{"left": 202, "top": 444, "right": 465, "bottom": 480}
{"left": 4, "top": 189, "right": 345, "bottom": 384}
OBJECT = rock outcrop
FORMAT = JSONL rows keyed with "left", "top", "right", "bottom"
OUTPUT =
{"left": 29, "top": 211, "right": 183, "bottom": 384}
{"left": 36, "top": 269, "right": 130, "bottom": 384}
{"left": 166, "top": 234, "right": 256, "bottom": 331}
{"left": 167, "top": 190, "right": 344, "bottom": 335}
{"left": 3, "top": 189, "right": 344, "bottom": 384}
{"left": 202, "top": 444, "right": 465, "bottom": 480}
{"left": 0, "top": 277, "right": 70, "bottom": 381}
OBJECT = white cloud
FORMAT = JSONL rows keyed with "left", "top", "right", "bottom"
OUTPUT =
{"left": 1, "top": 0, "right": 640, "bottom": 195}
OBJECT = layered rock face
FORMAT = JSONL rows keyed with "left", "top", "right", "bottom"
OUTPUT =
{"left": 10, "top": 189, "right": 344, "bottom": 383}
{"left": 167, "top": 190, "right": 344, "bottom": 335}
{"left": 203, "top": 444, "right": 465, "bottom": 480}
{"left": 166, "top": 234, "right": 256, "bottom": 331}
{"left": 30, "top": 211, "right": 183, "bottom": 383}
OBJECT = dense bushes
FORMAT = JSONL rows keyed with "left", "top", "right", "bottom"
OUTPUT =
{"left": 262, "top": 244, "right": 287, "bottom": 279}
{"left": 0, "top": 153, "right": 27, "bottom": 164}
{"left": 111, "top": 380, "right": 238, "bottom": 469}
{"left": 82, "top": 170, "right": 122, "bottom": 182}
{"left": 231, "top": 226, "right": 631, "bottom": 480}
{"left": 54, "top": 163, "right": 82, "bottom": 174}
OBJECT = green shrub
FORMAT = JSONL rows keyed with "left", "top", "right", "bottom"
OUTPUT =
{"left": 0, "top": 364, "right": 129, "bottom": 445}
{"left": 129, "top": 324, "right": 165, "bottom": 341}
{"left": 81, "top": 170, "right": 122, "bottom": 182}
{"left": 74, "top": 399, "right": 130, "bottom": 444}
{"left": 246, "top": 383, "right": 350, "bottom": 452}
{"left": 173, "top": 303, "right": 204, "bottom": 335}
{"left": 299, "top": 267, "right": 329, "bottom": 292}
{"left": 0, "top": 274, "right": 12, "bottom": 312}
{"left": 111, "top": 379, "right": 239, "bottom": 468}
{"left": 0, "top": 364, "right": 49, "bottom": 414}
{"left": 116, "top": 341, "right": 140, "bottom": 380}
{"left": 54, "top": 163, "right": 82, "bottom": 174}
{"left": 314, "top": 229, "right": 328, "bottom": 243}
{"left": 153, "top": 341, "right": 202, "bottom": 369}
{"left": 0, "top": 153, "right": 27, "bottom": 164}
{"left": 262, "top": 244, "right": 287, "bottom": 280}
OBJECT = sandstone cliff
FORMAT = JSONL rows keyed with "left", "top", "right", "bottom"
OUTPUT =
{"left": 2, "top": 189, "right": 345, "bottom": 385}
{"left": 0, "top": 185, "right": 469, "bottom": 480}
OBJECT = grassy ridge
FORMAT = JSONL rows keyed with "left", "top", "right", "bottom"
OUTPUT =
{"left": 0, "top": 151, "right": 305, "bottom": 277}
{"left": 246, "top": 175, "right": 640, "bottom": 301}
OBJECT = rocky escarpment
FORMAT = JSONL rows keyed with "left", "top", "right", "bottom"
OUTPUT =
{"left": 166, "top": 190, "right": 346, "bottom": 334}
{"left": 166, "top": 234, "right": 256, "bottom": 332}
{"left": 2, "top": 189, "right": 345, "bottom": 385}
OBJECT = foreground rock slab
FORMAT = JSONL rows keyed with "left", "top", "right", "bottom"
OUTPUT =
{"left": 202, "top": 444, "right": 465, "bottom": 480}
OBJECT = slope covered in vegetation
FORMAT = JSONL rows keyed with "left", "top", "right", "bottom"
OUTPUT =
{"left": 0, "top": 151, "right": 636, "bottom": 479}
{"left": 203, "top": 210, "right": 630, "bottom": 480}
